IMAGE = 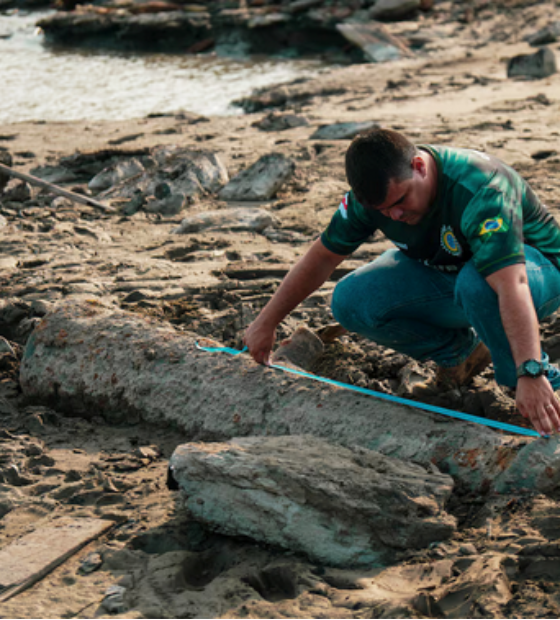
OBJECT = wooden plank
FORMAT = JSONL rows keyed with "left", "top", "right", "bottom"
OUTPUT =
{"left": 0, "top": 517, "right": 114, "bottom": 602}
{"left": 0, "top": 162, "right": 115, "bottom": 214}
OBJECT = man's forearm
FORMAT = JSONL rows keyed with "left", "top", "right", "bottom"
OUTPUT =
{"left": 256, "top": 238, "right": 347, "bottom": 328}
{"left": 487, "top": 263, "right": 560, "bottom": 435}
{"left": 244, "top": 238, "right": 347, "bottom": 363}
{"left": 496, "top": 282, "right": 541, "bottom": 368}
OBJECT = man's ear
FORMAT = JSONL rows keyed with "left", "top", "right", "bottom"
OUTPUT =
{"left": 411, "top": 155, "right": 427, "bottom": 176}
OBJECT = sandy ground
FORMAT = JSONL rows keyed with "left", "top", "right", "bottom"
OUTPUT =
{"left": 2, "top": 1, "right": 560, "bottom": 617}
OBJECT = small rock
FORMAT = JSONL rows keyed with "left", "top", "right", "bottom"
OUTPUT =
{"left": 23, "top": 413, "right": 45, "bottom": 434}
{"left": 50, "top": 196, "right": 74, "bottom": 210}
{"left": 397, "top": 361, "right": 432, "bottom": 396}
{"left": 133, "top": 446, "right": 160, "bottom": 460}
{"left": 144, "top": 192, "right": 187, "bottom": 215}
{"left": 122, "top": 191, "right": 145, "bottom": 216}
{"left": 24, "top": 442, "right": 44, "bottom": 457}
{"left": 507, "top": 47, "right": 557, "bottom": 79}
{"left": 88, "top": 159, "right": 145, "bottom": 192}
{"left": 101, "top": 584, "right": 127, "bottom": 614}
{"left": 459, "top": 543, "right": 479, "bottom": 556}
{"left": 173, "top": 208, "right": 277, "bottom": 234}
{"left": 272, "top": 326, "right": 324, "bottom": 370}
{"left": 527, "top": 21, "right": 560, "bottom": 46}
{"left": 2, "top": 180, "right": 31, "bottom": 202}
{"left": 310, "top": 121, "right": 380, "bottom": 140}
{"left": 316, "top": 323, "right": 347, "bottom": 343}
{"left": 122, "top": 289, "right": 158, "bottom": 304}
{"left": 79, "top": 552, "right": 103, "bottom": 574}
{"left": 253, "top": 113, "right": 309, "bottom": 132}
{"left": 369, "top": 0, "right": 421, "bottom": 21}
{"left": 218, "top": 153, "right": 295, "bottom": 201}
{"left": 1, "top": 464, "right": 33, "bottom": 486}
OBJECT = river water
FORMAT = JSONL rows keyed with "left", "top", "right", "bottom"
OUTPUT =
{"left": 0, "top": 10, "right": 324, "bottom": 123}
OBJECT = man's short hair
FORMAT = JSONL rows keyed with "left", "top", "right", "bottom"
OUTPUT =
{"left": 345, "top": 128, "right": 416, "bottom": 208}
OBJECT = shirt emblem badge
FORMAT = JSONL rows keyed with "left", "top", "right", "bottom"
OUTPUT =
{"left": 338, "top": 194, "right": 349, "bottom": 220}
{"left": 479, "top": 217, "right": 504, "bottom": 236}
{"left": 440, "top": 225, "right": 462, "bottom": 256}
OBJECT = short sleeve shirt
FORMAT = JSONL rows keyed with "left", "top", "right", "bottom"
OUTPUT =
{"left": 321, "top": 145, "right": 560, "bottom": 276}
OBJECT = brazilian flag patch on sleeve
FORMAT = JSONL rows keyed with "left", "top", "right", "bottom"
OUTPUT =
{"left": 479, "top": 217, "right": 507, "bottom": 236}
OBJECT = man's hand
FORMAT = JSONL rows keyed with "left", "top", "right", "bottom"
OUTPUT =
{"left": 244, "top": 318, "right": 276, "bottom": 365}
{"left": 242, "top": 238, "right": 348, "bottom": 365}
{"left": 516, "top": 376, "right": 560, "bottom": 436}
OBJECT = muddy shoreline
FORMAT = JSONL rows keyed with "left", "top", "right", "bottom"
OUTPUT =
{"left": 2, "top": 3, "right": 560, "bottom": 617}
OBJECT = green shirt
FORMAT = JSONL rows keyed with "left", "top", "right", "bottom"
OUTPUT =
{"left": 321, "top": 145, "right": 560, "bottom": 277}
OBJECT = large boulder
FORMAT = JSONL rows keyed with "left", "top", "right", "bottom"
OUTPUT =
{"left": 169, "top": 435, "right": 456, "bottom": 567}
{"left": 218, "top": 153, "right": 295, "bottom": 201}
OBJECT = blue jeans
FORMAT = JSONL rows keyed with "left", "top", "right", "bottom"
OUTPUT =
{"left": 331, "top": 246, "right": 560, "bottom": 388}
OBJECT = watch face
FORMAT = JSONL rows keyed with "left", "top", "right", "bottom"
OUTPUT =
{"left": 525, "top": 359, "right": 543, "bottom": 376}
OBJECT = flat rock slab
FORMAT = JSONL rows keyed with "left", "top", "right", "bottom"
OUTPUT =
{"left": 310, "top": 121, "right": 379, "bottom": 140}
{"left": 173, "top": 207, "right": 278, "bottom": 234}
{"left": 218, "top": 153, "right": 295, "bottom": 201}
{"left": 253, "top": 113, "right": 309, "bottom": 132}
{"left": 169, "top": 435, "right": 456, "bottom": 567}
{"left": 507, "top": 47, "right": 557, "bottom": 79}
{"left": 336, "top": 22, "right": 413, "bottom": 63}
{"left": 0, "top": 517, "right": 113, "bottom": 602}
{"left": 18, "top": 302, "right": 560, "bottom": 493}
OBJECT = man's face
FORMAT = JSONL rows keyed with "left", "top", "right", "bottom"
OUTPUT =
{"left": 373, "top": 156, "right": 434, "bottom": 225}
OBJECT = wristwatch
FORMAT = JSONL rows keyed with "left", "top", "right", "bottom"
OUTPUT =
{"left": 516, "top": 359, "right": 547, "bottom": 378}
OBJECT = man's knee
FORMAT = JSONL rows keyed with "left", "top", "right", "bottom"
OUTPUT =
{"left": 331, "top": 274, "right": 357, "bottom": 328}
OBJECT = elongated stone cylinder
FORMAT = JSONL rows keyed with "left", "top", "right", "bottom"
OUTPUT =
{"left": 19, "top": 302, "right": 560, "bottom": 492}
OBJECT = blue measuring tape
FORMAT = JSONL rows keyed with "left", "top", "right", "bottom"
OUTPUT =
{"left": 196, "top": 342, "right": 541, "bottom": 438}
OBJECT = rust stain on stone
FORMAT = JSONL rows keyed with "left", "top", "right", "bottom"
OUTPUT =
{"left": 454, "top": 448, "right": 483, "bottom": 468}
{"left": 495, "top": 446, "right": 517, "bottom": 471}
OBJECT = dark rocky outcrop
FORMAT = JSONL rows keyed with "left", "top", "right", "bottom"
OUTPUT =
{"left": 35, "top": 0, "right": 423, "bottom": 58}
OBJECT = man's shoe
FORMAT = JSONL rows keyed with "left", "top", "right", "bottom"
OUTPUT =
{"left": 435, "top": 341, "right": 493, "bottom": 389}
{"left": 411, "top": 341, "right": 492, "bottom": 398}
